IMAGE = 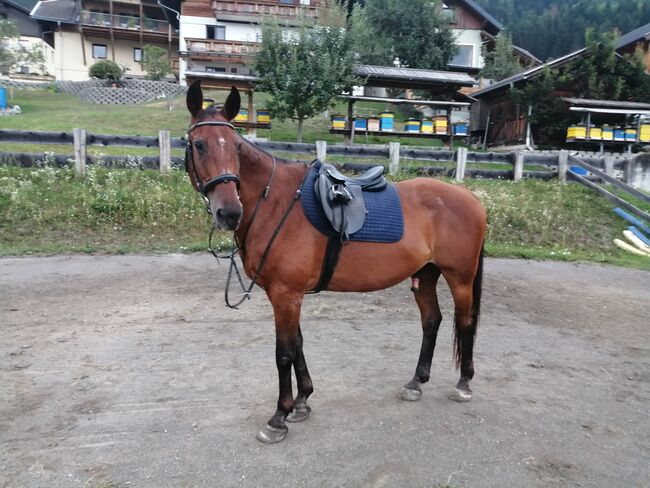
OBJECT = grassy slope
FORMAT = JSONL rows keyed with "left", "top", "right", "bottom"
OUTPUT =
{"left": 0, "top": 166, "right": 648, "bottom": 269}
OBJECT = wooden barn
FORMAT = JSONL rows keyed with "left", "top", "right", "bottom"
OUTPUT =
{"left": 471, "top": 22, "right": 650, "bottom": 148}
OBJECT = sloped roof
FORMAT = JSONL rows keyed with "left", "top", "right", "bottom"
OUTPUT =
{"left": 354, "top": 65, "right": 476, "bottom": 87}
{"left": 561, "top": 97, "right": 650, "bottom": 110}
{"left": 31, "top": 0, "right": 78, "bottom": 23}
{"left": 472, "top": 48, "right": 587, "bottom": 98}
{"left": 455, "top": 0, "right": 503, "bottom": 34}
{"left": 5, "top": 0, "right": 38, "bottom": 12}
{"left": 615, "top": 22, "right": 650, "bottom": 50}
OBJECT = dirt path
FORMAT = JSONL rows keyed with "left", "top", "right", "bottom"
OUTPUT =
{"left": 1, "top": 255, "right": 649, "bottom": 488}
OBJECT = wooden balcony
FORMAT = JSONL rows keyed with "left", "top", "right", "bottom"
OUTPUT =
{"left": 184, "top": 38, "right": 259, "bottom": 60}
{"left": 211, "top": 0, "right": 320, "bottom": 24}
{"left": 79, "top": 10, "right": 179, "bottom": 41}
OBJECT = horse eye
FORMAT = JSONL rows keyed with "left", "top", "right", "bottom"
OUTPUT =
{"left": 193, "top": 140, "right": 204, "bottom": 152}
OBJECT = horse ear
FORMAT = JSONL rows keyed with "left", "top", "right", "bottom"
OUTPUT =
{"left": 186, "top": 80, "right": 203, "bottom": 118}
{"left": 222, "top": 86, "right": 241, "bottom": 121}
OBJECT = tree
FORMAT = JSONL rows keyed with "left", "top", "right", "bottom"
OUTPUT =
{"left": 481, "top": 32, "right": 524, "bottom": 81}
{"left": 89, "top": 60, "right": 124, "bottom": 81}
{"left": 0, "top": 19, "right": 20, "bottom": 74}
{"left": 142, "top": 44, "right": 171, "bottom": 81}
{"left": 254, "top": 1, "right": 358, "bottom": 142}
{"left": 361, "top": 0, "right": 457, "bottom": 70}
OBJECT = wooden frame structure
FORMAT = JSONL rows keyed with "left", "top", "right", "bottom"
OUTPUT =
{"left": 184, "top": 70, "right": 268, "bottom": 136}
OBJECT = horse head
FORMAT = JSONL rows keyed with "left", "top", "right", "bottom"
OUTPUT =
{"left": 185, "top": 80, "right": 243, "bottom": 231}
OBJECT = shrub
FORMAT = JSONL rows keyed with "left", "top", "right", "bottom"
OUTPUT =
{"left": 142, "top": 45, "right": 171, "bottom": 81}
{"left": 89, "top": 60, "right": 124, "bottom": 81}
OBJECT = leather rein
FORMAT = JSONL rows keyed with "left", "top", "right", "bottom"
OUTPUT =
{"left": 185, "top": 120, "right": 305, "bottom": 308}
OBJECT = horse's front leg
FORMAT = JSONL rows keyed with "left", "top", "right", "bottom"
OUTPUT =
{"left": 257, "top": 288, "right": 308, "bottom": 443}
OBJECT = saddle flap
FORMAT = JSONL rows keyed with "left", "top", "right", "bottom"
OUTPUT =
{"left": 315, "top": 168, "right": 367, "bottom": 238}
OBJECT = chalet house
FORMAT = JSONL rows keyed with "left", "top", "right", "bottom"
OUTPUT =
{"left": 29, "top": 0, "right": 180, "bottom": 81}
{"left": 0, "top": 0, "right": 54, "bottom": 78}
{"left": 179, "top": 0, "right": 320, "bottom": 85}
{"left": 471, "top": 22, "right": 650, "bottom": 148}
{"left": 177, "top": 0, "right": 533, "bottom": 86}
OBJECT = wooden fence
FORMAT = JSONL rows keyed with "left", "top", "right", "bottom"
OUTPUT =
{"left": 0, "top": 128, "right": 568, "bottom": 180}
{"left": 2, "top": 129, "right": 649, "bottom": 216}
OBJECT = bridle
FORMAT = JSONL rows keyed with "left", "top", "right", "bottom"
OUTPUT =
{"left": 184, "top": 118, "right": 306, "bottom": 309}
{"left": 185, "top": 120, "right": 241, "bottom": 196}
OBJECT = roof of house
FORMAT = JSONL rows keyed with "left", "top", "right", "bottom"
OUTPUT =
{"left": 615, "top": 22, "right": 650, "bottom": 50}
{"left": 473, "top": 22, "right": 650, "bottom": 99}
{"left": 454, "top": 0, "right": 503, "bottom": 34}
{"left": 4, "top": 0, "right": 38, "bottom": 13}
{"left": 472, "top": 48, "right": 587, "bottom": 98}
{"left": 30, "top": 0, "right": 78, "bottom": 23}
{"left": 353, "top": 64, "right": 476, "bottom": 87}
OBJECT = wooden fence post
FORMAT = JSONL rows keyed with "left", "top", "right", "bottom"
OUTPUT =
{"left": 388, "top": 141, "right": 400, "bottom": 175}
{"left": 316, "top": 140, "right": 327, "bottom": 162}
{"left": 513, "top": 149, "right": 524, "bottom": 181}
{"left": 73, "top": 128, "right": 86, "bottom": 177}
{"left": 455, "top": 147, "right": 467, "bottom": 182}
{"left": 159, "top": 129, "right": 171, "bottom": 172}
{"left": 604, "top": 156, "right": 615, "bottom": 177}
{"left": 558, "top": 150, "right": 568, "bottom": 184}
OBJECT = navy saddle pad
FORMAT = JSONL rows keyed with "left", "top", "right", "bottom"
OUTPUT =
{"left": 301, "top": 161, "right": 404, "bottom": 243}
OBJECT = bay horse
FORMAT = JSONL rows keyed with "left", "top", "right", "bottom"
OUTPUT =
{"left": 184, "top": 81, "right": 487, "bottom": 443}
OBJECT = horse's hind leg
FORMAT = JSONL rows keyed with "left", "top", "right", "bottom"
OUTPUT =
{"left": 401, "top": 263, "right": 442, "bottom": 401}
{"left": 445, "top": 264, "right": 482, "bottom": 402}
{"left": 286, "top": 326, "right": 314, "bottom": 423}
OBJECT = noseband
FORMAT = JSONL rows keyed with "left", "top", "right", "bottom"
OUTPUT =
{"left": 185, "top": 120, "right": 240, "bottom": 196}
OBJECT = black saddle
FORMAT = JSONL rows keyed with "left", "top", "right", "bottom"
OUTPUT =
{"left": 313, "top": 162, "right": 387, "bottom": 242}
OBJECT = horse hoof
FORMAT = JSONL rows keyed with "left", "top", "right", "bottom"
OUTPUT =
{"left": 400, "top": 387, "right": 422, "bottom": 402}
{"left": 286, "top": 404, "right": 311, "bottom": 423}
{"left": 448, "top": 387, "right": 472, "bottom": 402}
{"left": 256, "top": 424, "right": 288, "bottom": 444}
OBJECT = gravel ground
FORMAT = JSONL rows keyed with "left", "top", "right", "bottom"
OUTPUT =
{"left": 1, "top": 254, "right": 649, "bottom": 488}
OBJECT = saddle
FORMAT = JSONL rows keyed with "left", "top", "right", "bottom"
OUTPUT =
{"left": 314, "top": 163, "right": 387, "bottom": 241}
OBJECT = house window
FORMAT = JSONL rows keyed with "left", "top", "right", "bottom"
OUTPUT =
{"left": 451, "top": 45, "right": 473, "bottom": 67}
{"left": 207, "top": 25, "right": 226, "bottom": 40}
{"left": 442, "top": 3, "right": 457, "bottom": 24}
{"left": 206, "top": 66, "right": 226, "bottom": 72}
{"left": 231, "top": 67, "right": 237, "bottom": 73}
{"left": 92, "top": 44, "right": 107, "bottom": 59}
{"left": 134, "top": 47, "right": 142, "bottom": 62}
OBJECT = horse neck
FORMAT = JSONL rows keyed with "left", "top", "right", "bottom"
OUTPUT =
{"left": 235, "top": 138, "right": 297, "bottom": 244}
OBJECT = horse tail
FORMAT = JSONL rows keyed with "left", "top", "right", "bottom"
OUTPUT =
{"left": 454, "top": 242, "right": 484, "bottom": 368}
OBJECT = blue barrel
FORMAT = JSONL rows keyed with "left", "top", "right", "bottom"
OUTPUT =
{"left": 0, "top": 87, "right": 6, "bottom": 110}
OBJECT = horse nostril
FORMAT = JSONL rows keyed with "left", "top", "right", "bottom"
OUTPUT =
{"left": 216, "top": 208, "right": 224, "bottom": 220}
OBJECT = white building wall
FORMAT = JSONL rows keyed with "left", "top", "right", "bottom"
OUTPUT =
{"left": 452, "top": 29, "right": 484, "bottom": 69}
{"left": 179, "top": 14, "right": 262, "bottom": 84}
{"left": 7, "top": 36, "right": 56, "bottom": 77}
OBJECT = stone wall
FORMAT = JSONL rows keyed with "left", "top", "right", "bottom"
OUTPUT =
{"left": 55, "top": 79, "right": 186, "bottom": 104}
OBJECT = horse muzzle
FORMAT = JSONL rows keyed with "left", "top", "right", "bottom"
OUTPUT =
{"left": 213, "top": 205, "right": 242, "bottom": 231}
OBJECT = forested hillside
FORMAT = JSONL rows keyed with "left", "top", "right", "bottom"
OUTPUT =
{"left": 475, "top": 0, "right": 650, "bottom": 60}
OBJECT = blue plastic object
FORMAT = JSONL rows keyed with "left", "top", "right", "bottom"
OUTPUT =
{"left": 614, "top": 207, "right": 650, "bottom": 235}
{"left": 629, "top": 226, "right": 650, "bottom": 247}
{"left": 0, "top": 87, "right": 6, "bottom": 110}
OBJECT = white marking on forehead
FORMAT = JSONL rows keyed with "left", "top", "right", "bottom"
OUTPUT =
{"left": 218, "top": 137, "right": 226, "bottom": 146}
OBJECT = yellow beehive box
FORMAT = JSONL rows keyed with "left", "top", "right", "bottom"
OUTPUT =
{"left": 588, "top": 127, "right": 602, "bottom": 140}
{"left": 639, "top": 123, "right": 650, "bottom": 143}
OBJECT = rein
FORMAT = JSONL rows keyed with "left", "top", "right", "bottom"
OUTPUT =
{"left": 185, "top": 119, "right": 305, "bottom": 309}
